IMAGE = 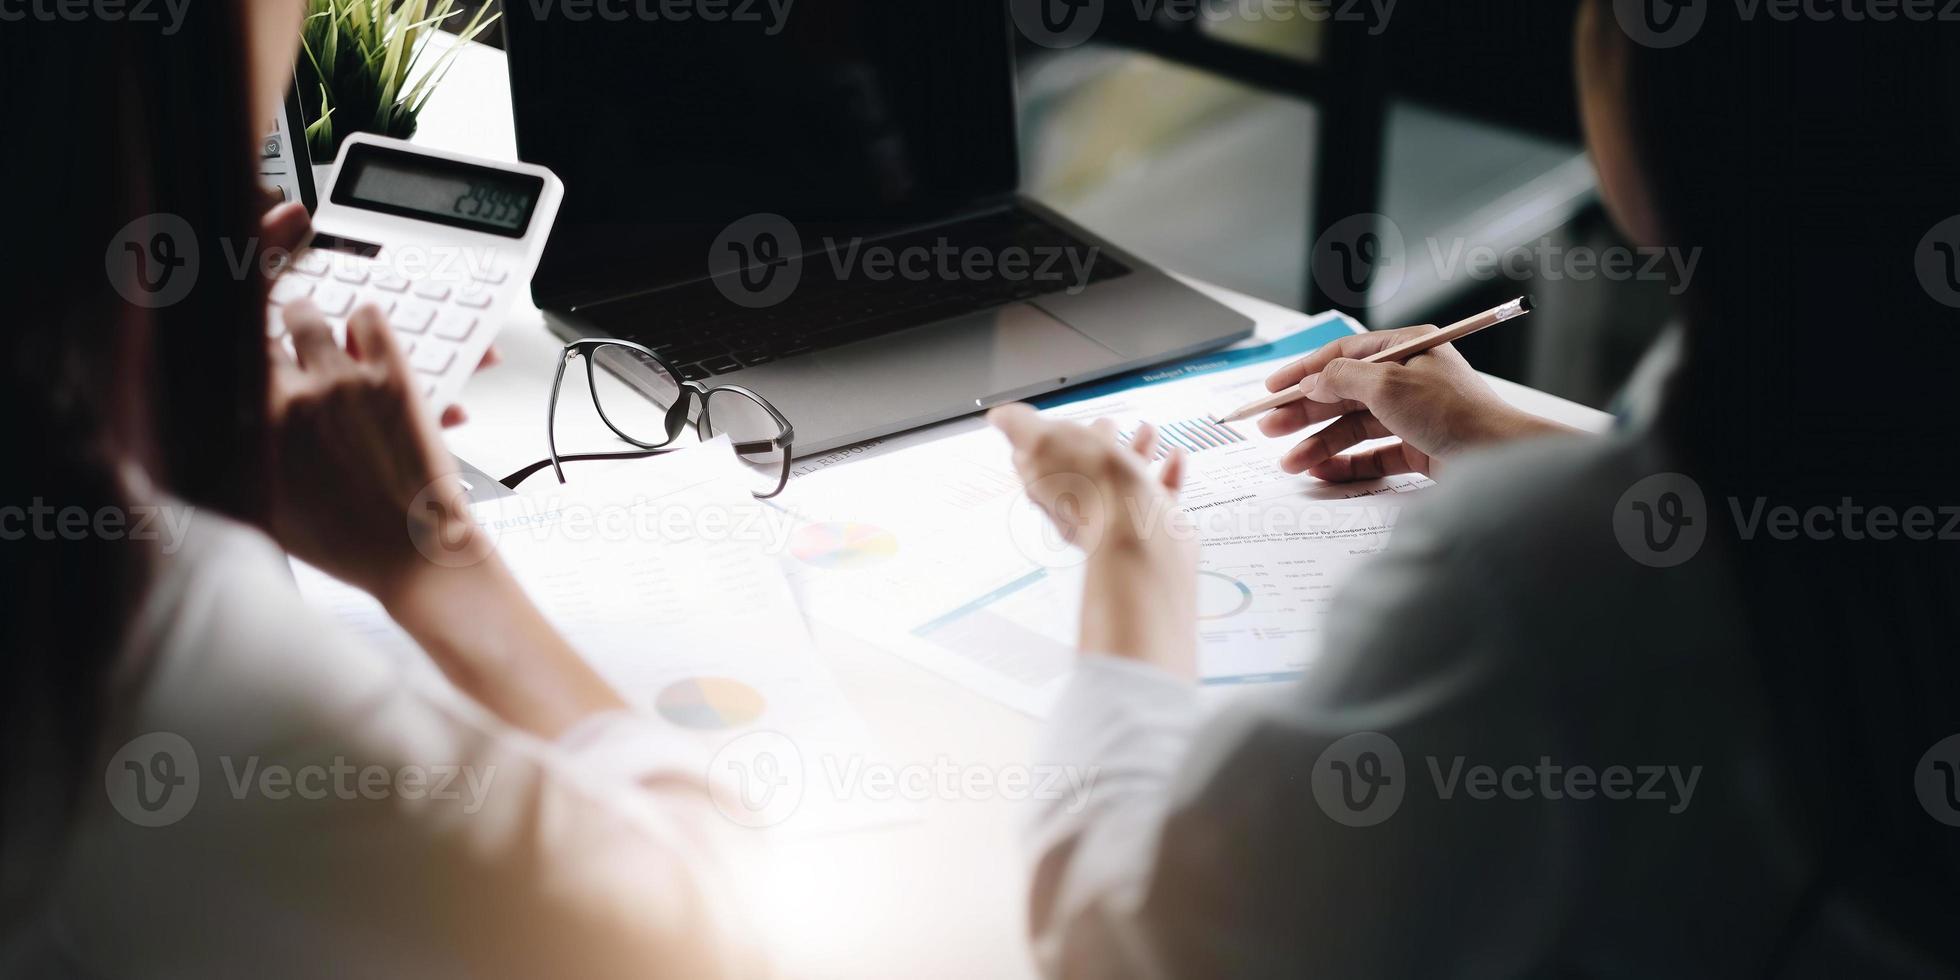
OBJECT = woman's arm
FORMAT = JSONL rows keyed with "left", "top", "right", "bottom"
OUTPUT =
{"left": 991, "top": 406, "right": 1568, "bottom": 978}
{"left": 268, "top": 294, "right": 624, "bottom": 738}
{"left": 990, "top": 407, "right": 1201, "bottom": 676}
{"left": 996, "top": 324, "right": 1584, "bottom": 681}
{"left": 1025, "top": 553, "right": 1565, "bottom": 978}
{"left": 377, "top": 545, "right": 626, "bottom": 738}
{"left": 1257, "top": 325, "right": 1583, "bottom": 481}
{"left": 85, "top": 534, "right": 761, "bottom": 978}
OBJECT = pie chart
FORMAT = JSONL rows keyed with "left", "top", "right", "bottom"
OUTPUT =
{"left": 1197, "top": 571, "right": 1255, "bottom": 620}
{"left": 791, "top": 522, "right": 900, "bottom": 570}
{"left": 655, "top": 677, "right": 768, "bottom": 730}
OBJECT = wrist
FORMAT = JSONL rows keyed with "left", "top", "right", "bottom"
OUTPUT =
{"left": 1448, "top": 400, "right": 1567, "bottom": 454}
{"left": 375, "top": 518, "right": 499, "bottom": 614}
{"left": 374, "top": 540, "right": 628, "bottom": 737}
{"left": 1488, "top": 408, "right": 1578, "bottom": 444}
{"left": 1079, "top": 536, "right": 1199, "bottom": 678}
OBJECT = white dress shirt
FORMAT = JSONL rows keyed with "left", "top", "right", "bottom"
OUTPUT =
{"left": 11, "top": 508, "right": 767, "bottom": 978}
{"left": 1022, "top": 429, "right": 1870, "bottom": 978}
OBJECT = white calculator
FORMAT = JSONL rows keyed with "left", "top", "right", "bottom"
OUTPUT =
{"left": 269, "top": 134, "right": 564, "bottom": 409}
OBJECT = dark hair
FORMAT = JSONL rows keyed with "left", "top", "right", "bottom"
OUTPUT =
{"left": 0, "top": 2, "right": 269, "bottom": 914}
{"left": 1591, "top": 0, "right": 1960, "bottom": 959}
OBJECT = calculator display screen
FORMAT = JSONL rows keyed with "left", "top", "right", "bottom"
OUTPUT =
{"left": 336, "top": 145, "right": 545, "bottom": 238}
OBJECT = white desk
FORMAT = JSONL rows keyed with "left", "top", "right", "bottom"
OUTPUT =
{"left": 398, "top": 36, "right": 1611, "bottom": 979}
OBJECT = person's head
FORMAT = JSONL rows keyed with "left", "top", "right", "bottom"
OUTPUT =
{"left": 1571, "top": 0, "right": 1960, "bottom": 407}
{"left": 1570, "top": 0, "right": 1960, "bottom": 950}
{"left": 1573, "top": 2, "right": 1659, "bottom": 252}
{"left": 0, "top": 0, "right": 306, "bottom": 914}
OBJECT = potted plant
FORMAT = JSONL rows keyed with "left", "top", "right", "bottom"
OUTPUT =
{"left": 297, "top": 0, "right": 499, "bottom": 171}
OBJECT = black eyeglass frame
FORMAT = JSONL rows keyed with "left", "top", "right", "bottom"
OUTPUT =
{"left": 501, "top": 339, "right": 795, "bottom": 498}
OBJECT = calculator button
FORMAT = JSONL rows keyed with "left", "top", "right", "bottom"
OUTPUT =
{"left": 456, "top": 286, "right": 494, "bottom": 309}
{"left": 294, "top": 252, "right": 330, "bottom": 277}
{"left": 355, "top": 295, "right": 397, "bottom": 318}
{"left": 473, "top": 267, "right": 510, "bottom": 285}
{"left": 411, "top": 344, "right": 456, "bottom": 375}
{"left": 313, "top": 284, "right": 356, "bottom": 317}
{"left": 394, "top": 336, "right": 417, "bottom": 357}
{"left": 432, "top": 311, "right": 478, "bottom": 342}
{"left": 412, "top": 281, "right": 453, "bottom": 301}
{"left": 371, "top": 272, "right": 410, "bottom": 293}
{"left": 392, "top": 301, "right": 437, "bottom": 333}
{"left": 333, "top": 265, "right": 370, "bottom": 286}
{"left": 269, "top": 278, "right": 313, "bottom": 306}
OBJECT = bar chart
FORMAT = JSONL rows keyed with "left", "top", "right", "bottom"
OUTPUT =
{"left": 1122, "top": 417, "right": 1248, "bottom": 457}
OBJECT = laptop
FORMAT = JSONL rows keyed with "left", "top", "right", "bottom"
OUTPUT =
{"left": 503, "top": 3, "right": 1252, "bottom": 458}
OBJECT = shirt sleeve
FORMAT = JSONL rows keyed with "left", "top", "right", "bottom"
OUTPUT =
{"left": 1024, "top": 517, "right": 1572, "bottom": 980}
{"left": 50, "top": 519, "right": 775, "bottom": 980}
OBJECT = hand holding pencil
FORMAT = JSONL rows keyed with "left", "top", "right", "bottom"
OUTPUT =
{"left": 1219, "top": 298, "right": 1532, "bottom": 423}
{"left": 1234, "top": 298, "right": 1574, "bottom": 481}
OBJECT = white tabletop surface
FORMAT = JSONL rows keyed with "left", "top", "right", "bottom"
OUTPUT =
{"left": 390, "top": 36, "right": 1612, "bottom": 979}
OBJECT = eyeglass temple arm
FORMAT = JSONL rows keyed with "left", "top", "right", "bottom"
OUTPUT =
{"left": 529, "top": 344, "right": 789, "bottom": 491}
{"left": 546, "top": 353, "right": 571, "bottom": 484}
{"left": 501, "top": 439, "right": 781, "bottom": 490}
{"left": 502, "top": 449, "right": 677, "bottom": 490}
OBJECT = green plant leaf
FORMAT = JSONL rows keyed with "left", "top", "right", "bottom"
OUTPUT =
{"left": 296, "top": 0, "right": 497, "bottom": 157}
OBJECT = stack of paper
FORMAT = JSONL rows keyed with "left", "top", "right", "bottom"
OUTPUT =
{"left": 291, "top": 443, "right": 901, "bottom": 834}
{"left": 296, "top": 314, "right": 1423, "bottom": 730}
{"left": 769, "top": 312, "right": 1425, "bottom": 715}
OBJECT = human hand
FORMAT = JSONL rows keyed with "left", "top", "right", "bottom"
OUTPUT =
{"left": 267, "top": 307, "right": 623, "bottom": 740}
{"left": 261, "top": 202, "right": 624, "bottom": 733}
{"left": 266, "top": 297, "right": 488, "bottom": 600}
{"left": 990, "top": 406, "right": 1200, "bottom": 678}
{"left": 989, "top": 405, "right": 1190, "bottom": 553}
{"left": 260, "top": 202, "right": 500, "bottom": 430}
{"left": 431, "top": 345, "right": 501, "bottom": 429}
{"left": 261, "top": 200, "right": 313, "bottom": 265}
{"left": 261, "top": 203, "right": 459, "bottom": 590}
{"left": 1259, "top": 325, "right": 1571, "bottom": 481}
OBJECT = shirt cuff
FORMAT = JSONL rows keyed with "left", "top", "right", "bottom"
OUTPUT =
{"left": 1036, "top": 654, "right": 1201, "bottom": 777}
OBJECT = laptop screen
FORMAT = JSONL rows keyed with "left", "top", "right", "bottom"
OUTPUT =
{"left": 505, "top": 2, "right": 1021, "bottom": 306}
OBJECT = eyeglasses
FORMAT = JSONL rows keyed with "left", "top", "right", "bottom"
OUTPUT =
{"left": 502, "top": 339, "right": 795, "bottom": 498}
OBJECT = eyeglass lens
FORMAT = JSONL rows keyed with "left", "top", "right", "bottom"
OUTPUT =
{"left": 588, "top": 344, "right": 685, "bottom": 448}
{"left": 569, "top": 343, "right": 790, "bottom": 496}
{"left": 700, "top": 387, "right": 789, "bottom": 495}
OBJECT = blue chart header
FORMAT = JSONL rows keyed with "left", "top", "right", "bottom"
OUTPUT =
{"left": 1033, "top": 315, "right": 1360, "bottom": 409}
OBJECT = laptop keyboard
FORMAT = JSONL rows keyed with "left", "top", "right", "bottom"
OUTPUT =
{"left": 600, "top": 209, "right": 1133, "bottom": 381}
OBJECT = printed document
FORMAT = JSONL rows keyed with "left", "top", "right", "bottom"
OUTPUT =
{"left": 773, "top": 313, "right": 1427, "bottom": 715}
{"left": 291, "top": 443, "right": 895, "bottom": 834}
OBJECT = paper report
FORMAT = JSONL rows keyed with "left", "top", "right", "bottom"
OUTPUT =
{"left": 292, "top": 444, "right": 890, "bottom": 833}
{"left": 773, "top": 313, "right": 1430, "bottom": 715}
